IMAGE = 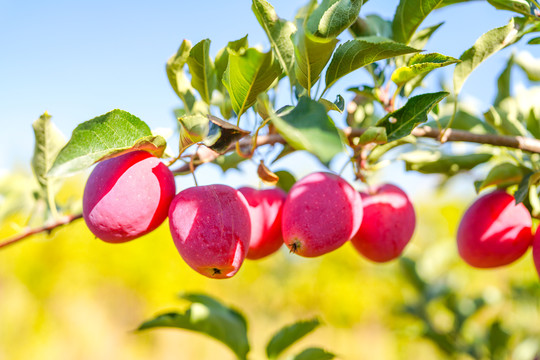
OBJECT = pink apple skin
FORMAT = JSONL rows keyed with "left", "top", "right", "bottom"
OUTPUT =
{"left": 168, "top": 184, "right": 251, "bottom": 279}
{"left": 457, "top": 190, "right": 532, "bottom": 268}
{"left": 533, "top": 229, "right": 540, "bottom": 279}
{"left": 282, "top": 172, "right": 363, "bottom": 257}
{"left": 238, "top": 187, "right": 287, "bottom": 260}
{"left": 83, "top": 151, "right": 176, "bottom": 243}
{"left": 351, "top": 184, "right": 415, "bottom": 263}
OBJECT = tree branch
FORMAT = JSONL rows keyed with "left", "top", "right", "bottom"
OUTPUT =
{"left": 0, "top": 213, "right": 83, "bottom": 250}
{"left": 5, "top": 126, "right": 540, "bottom": 249}
{"left": 408, "top": 126, "right": 540, "bottom": 153}
{"left": 172, "top": 126, "right": 540, "bottom": 174}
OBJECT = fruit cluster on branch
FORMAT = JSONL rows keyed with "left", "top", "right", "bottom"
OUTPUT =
{"left": 83, "top": 151, "right": 417, "bottom": 278}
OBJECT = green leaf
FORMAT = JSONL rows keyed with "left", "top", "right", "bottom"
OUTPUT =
{"left": 358, "top": 126, "right": 387, "bottom": 145}
{"left": 325, "top": 37, "right": 420, "bottom": 89}
{"left": 252, "top": 0, "right": 296, "bottom": 78}
{"left": 392, "top": 0, "right": 444, "bottom": 44}
{"left": 349, "top": 14, "right": 393, "bottom": 39}
{"left": 137, "top": 293, "right": 249, "bottom": 360}
{"left": 31, "top": 112, "right": 65, "bottom": 189}
{"left": 216, "top": 91, "right": 234, "bottom": 120}
{"left": 223, "top": 48, "right": 281, "bottom": 119}
{"left": 167, "top": 39, "right": 197, "bottom": 112}
{"left": 306, "top": 0, "right": 364, "bottom": 40}
{"left": 526, "top": 108, "right": 540, "bottom": 139}
{"left": 454, "top": 19, "right": 517, "bottom": 94}
{"left": 255, "top": 92, "right": 272, "bottom": 121}
{"left": 397, "top": 22, "right": 444, "bottom": 70}
{"left": 488, "top": 320, "right": 510, "bottom": 359}
{"left": 478, "top": 163, "right": 524, "bottom": 191}
{"left": 399, "top": 257, "right": 427, "bottom": 292}
{"left": 487, "top": 0, "right": 531, "bottom": 16}
{"left": 213, "top": 151, "right": 247, "bottom": 172}
{"left": 494, "top": 54, "right": 514, "bottom": 106}
{"left": 483, "top": 103, "right": 528, "bottom": 137}
{"left": 528, "top": 37, "right": 540, "bottom": 45}
{"left": 392, "top": 53, "right": 459, "bottom": 86}
{"left": 187, "top": 39, "right": 217, "bottom": 104}
{"left": 179, "top": 293, "right": 248, "bottom": 330}
{"left": 48, "top": 110, "right": 166, "bottom": 177}
{"left": 400, "top": 150, "right": 492, "bottom": 175}
{"left": 514, "top": 172, "right": 533, "bottom": 204}
{"left": 377, "top": 91, "right": 448, "bottom": 142}
{"left": 270, "top": 97, "right": 343, "bottom": 165}
{"left": 31, "top": 112, "right": 66, "bottom": 217}
{"left": 347, "top": 85, "right": 379, "bottom": 102}
{"left": 292, "top": 347, "right": 336, "bottom": 360}
{"left": 293, "top": 25, "right": 338, "bottom": 93}
{"left": 409, "top": 22, "right": 444, "bottom": 51}
{"left": 215, "top": 35, "right": 249, "bottom": 87}
{"left": 179, "top": 114, "right": 250, "bottom": 153}
{"left": 367, "top": 135, "right": 416, "bottom": 164}
{"left": 515, "top": 51, "right": 540, "bottom": 81}
{"left": 435, "top": 0, "right": 479, "bottom": 8}
{"left": 423, "top": 110, "right": 497, "bottom": 135}
{"left": 319, "top": 95, "right": 345, "bottom": 113}
{"left": 274, "top": 170, "right": 296, "bottom": 192}
{"left": 266, "top": 318, "right": 320, "bottom": 359}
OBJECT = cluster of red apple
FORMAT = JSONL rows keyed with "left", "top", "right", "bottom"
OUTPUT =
{"left": 457, "top": 190, "right": 540, "bottom": 277}
{"left": 82, "top": 151, "right": 416, "bottom": 278}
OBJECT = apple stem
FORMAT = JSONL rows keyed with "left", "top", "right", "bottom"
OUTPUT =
{"left": 189, "top": 150, "right": 199, "bottom": 186}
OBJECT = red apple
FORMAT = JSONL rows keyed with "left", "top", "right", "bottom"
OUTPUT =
{"left": 238, "top": 187, "right": 287, "bottom": 260}
{"left": 168, "top": 184, "right": 251, "bottom": 279}
{"left": 281, "top": 172, "right": 363, "bottom": 257}
{"left": 83, "top": 150, "right": 176, "bottom": 243}
{"left": 351, "top": 184, "right": 415, "bottom": 262}
{"left": 533, "top": 228, "right": 540, "bottom": 279}
{"left": 457, "top": 190, "right": 532, "bottom": 268}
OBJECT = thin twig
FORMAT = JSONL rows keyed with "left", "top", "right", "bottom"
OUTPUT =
{"left": 0, "top": 213, "right": 83, "bottom": 250}
{"left": 172, "top": 133, "right": 285, "bottom": 175}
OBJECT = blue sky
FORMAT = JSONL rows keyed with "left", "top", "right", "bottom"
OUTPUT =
{"left": 1, "top": 0, "right": 538, "bottom": 192}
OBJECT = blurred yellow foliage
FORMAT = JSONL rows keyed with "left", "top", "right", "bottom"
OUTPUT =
{"left": 0, "top": 180, "right": 538, "bottom": 360}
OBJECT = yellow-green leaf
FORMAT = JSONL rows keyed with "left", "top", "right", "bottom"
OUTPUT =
{"left": 48, "top": 109, "right": 166, "bottom": 177}
{"left": 223, "top": 48, "right": 281, "bottom": 119}
{"left": 392, "top": 53, "right": 460, "bottom": 86}
{"left": 187, "top": 39, "right": 217, "bottom": 104}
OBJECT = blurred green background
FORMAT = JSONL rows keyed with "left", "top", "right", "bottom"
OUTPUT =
{"left": 1, "top": 177, "right": 539, "bottom": 360}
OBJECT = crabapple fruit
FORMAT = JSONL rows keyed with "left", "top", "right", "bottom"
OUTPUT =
{"left": 281, "top": 172, "right": 363, "bottom": 257}
{"left": 238, "top": 187, "right": 287, "bottom": 260}
{"left": 82, "top": 150, "right": 176, "bottom": 243}
{"left": 168, "top": 184, "right": 251, "bottom": 279}
{"left": 351, "top": 184, "right": 415, "bottom": 262}
{"left": 457, "top": 190, "right": 532, "bottom": 268}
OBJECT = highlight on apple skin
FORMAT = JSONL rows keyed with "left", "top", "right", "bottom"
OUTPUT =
{"left": 351, "top": 184, "right": 415, "bottom": 263}
{"left": 457, "top": 190, "right": 532, "bottom": 268}
{"left": 82, "top": 150, "right": 176, "bottom": 243}
{"left": 238, "top": 187, "right": 287, "bottom": 260}
{"left": 168, "top": 184, "right": 251, "bottom": 279}
{"left": 281, "top": 172, "right": 363, "bottom": 257}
